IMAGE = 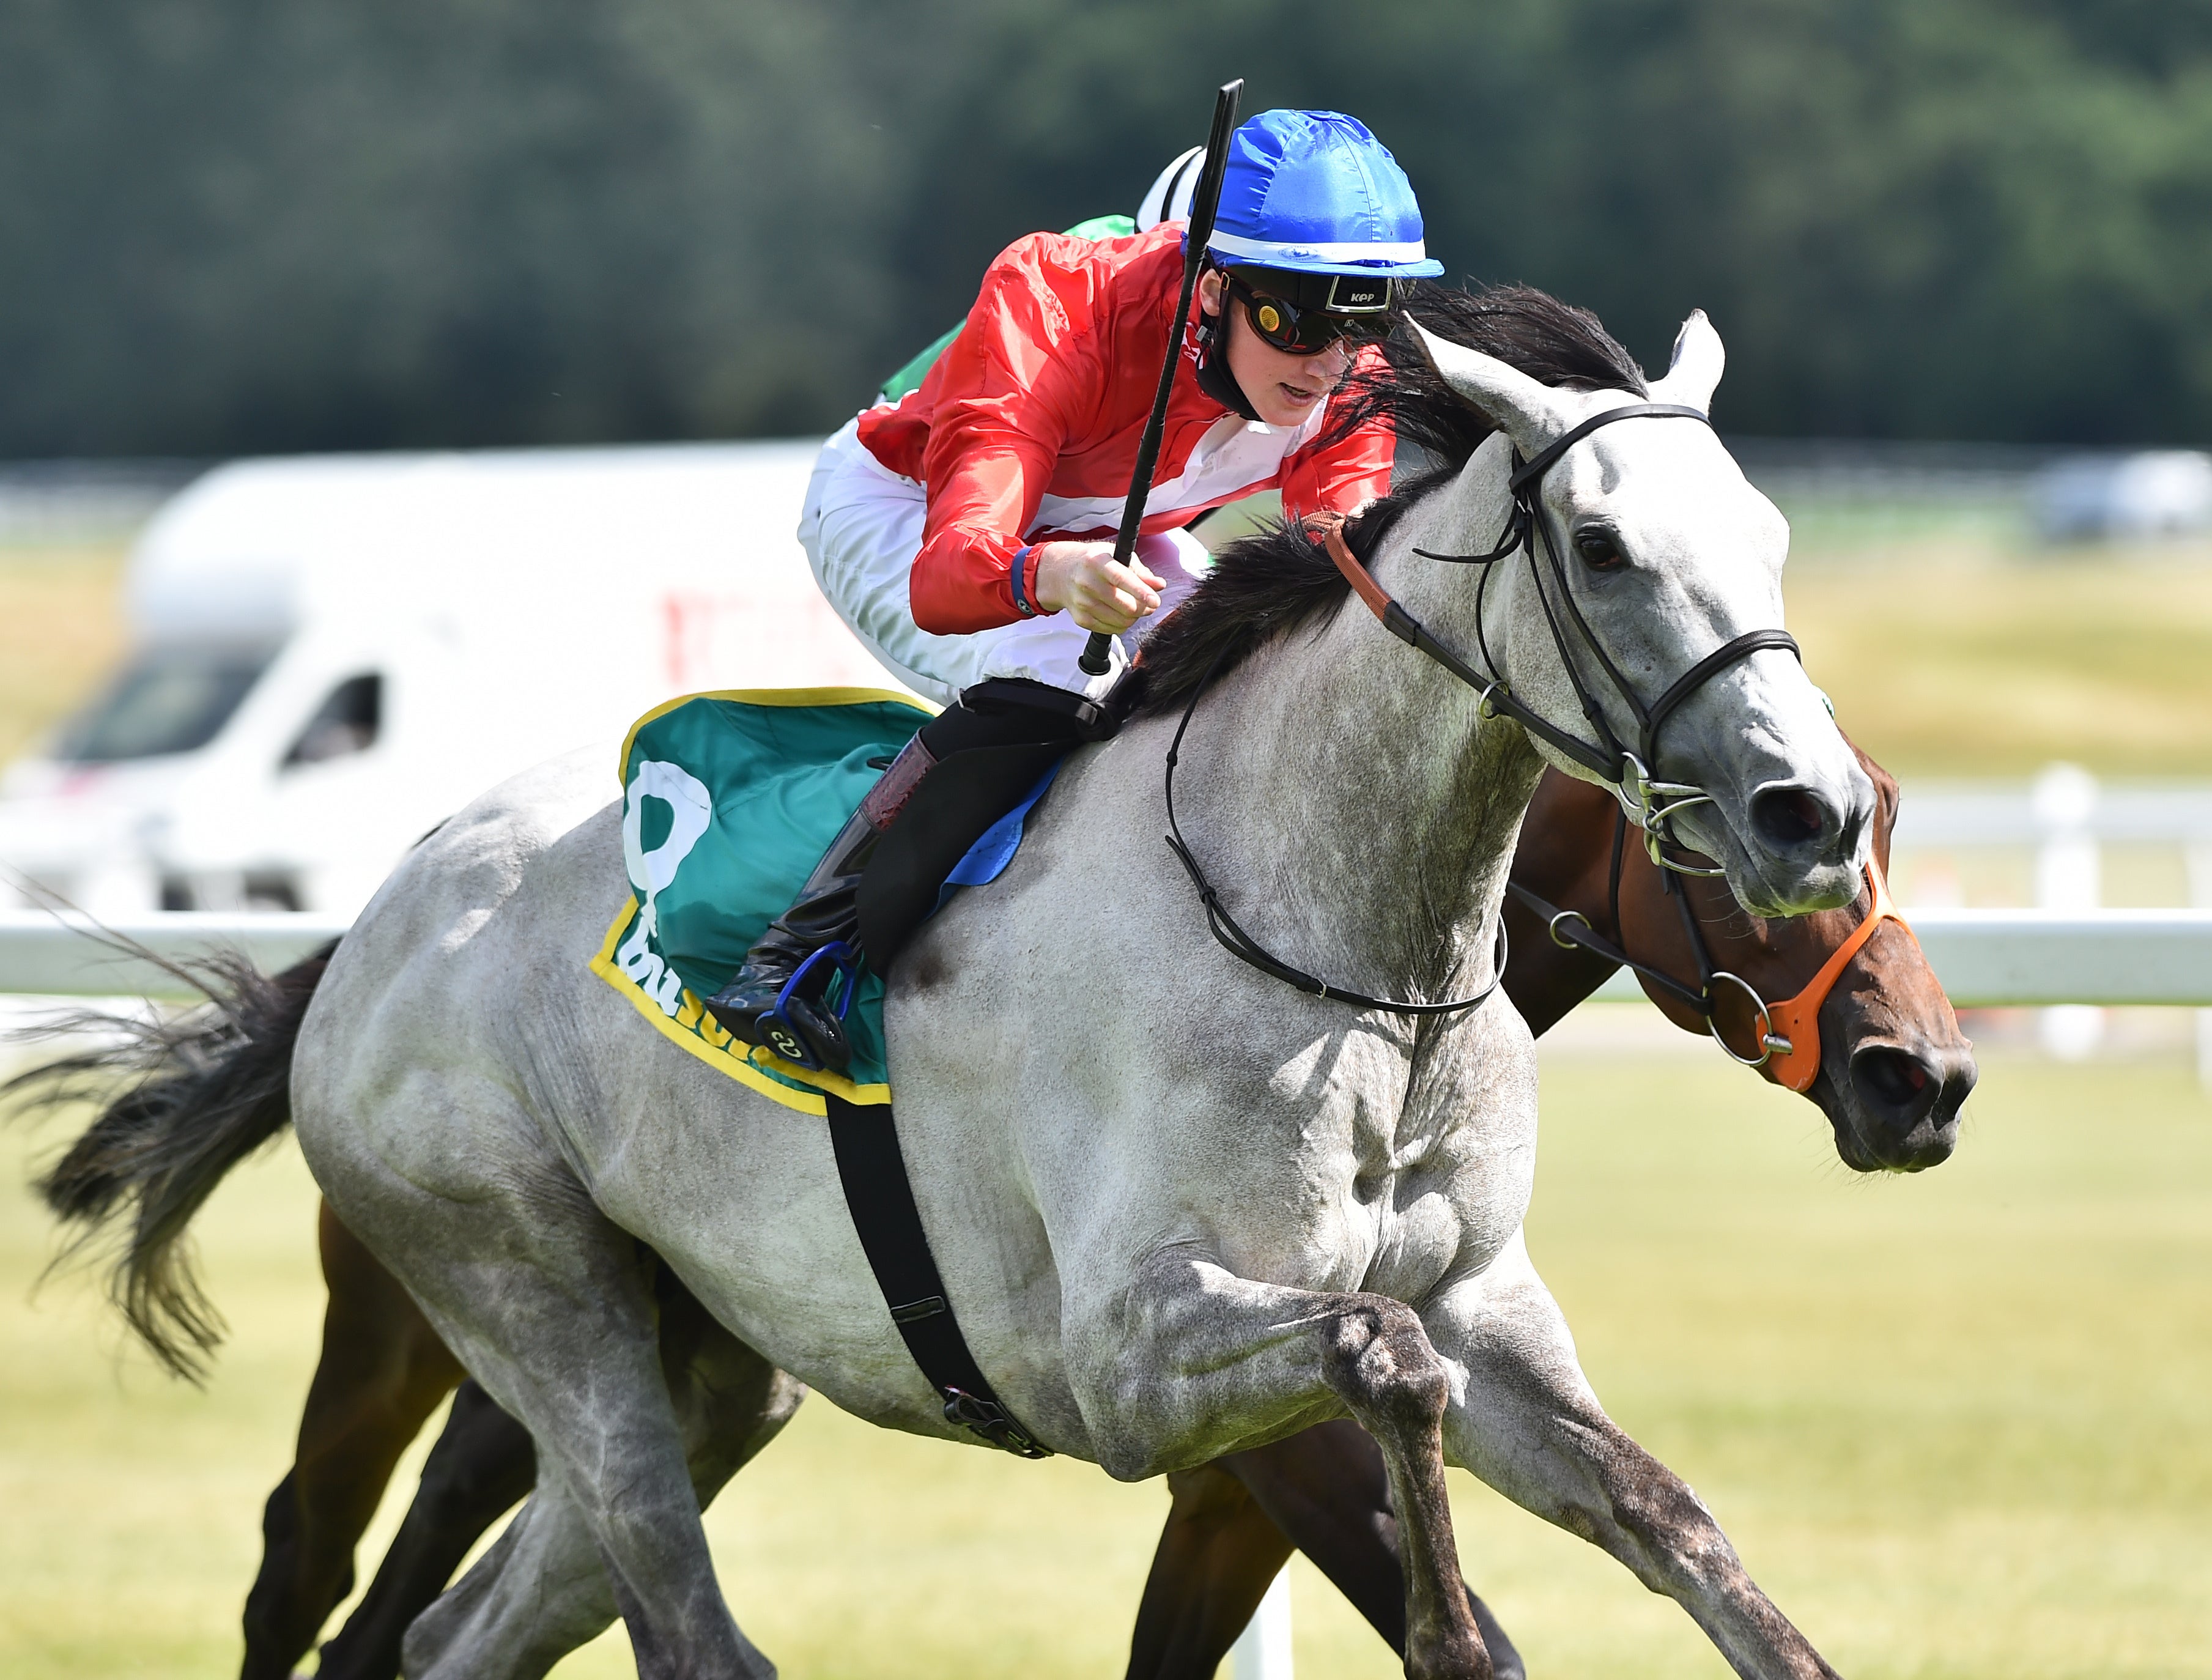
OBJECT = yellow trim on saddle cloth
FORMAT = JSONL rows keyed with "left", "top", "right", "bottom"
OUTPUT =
{"left": 616, "top": 685, "right": 937, "bottom": 784}
{"left": 588, "top": 898, "right": 894, "bottom": 1117}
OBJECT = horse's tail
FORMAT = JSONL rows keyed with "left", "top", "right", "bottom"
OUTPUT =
{"left": 4, "top": 940, "right": 339, "bottom": 1381}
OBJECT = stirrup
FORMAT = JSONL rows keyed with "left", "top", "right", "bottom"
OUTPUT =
{"left": 754, "top": 941, "right": 859, "bottom": 1073}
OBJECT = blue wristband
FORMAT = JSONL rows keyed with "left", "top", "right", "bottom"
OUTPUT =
{"left": 1010, "top": 545, "right": 1038, "bottom": 617}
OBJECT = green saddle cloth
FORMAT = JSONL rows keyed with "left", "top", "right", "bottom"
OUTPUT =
{"left": 593, "top": 687, "right": 933, "bottom": 1114}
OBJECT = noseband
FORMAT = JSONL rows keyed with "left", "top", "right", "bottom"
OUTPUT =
{"left": 1326, "top": 400, "right": 1802, "bottom": 875}
{"left": 1509, "top": 809, "right": 1915, "bottom": 1090}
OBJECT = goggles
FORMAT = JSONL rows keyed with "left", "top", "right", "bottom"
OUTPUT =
{"left": 1226, "top": 270, "right": 1397, "bottom": 357}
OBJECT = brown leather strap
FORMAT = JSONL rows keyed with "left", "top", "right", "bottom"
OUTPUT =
{"left": 1315, "top": 514, "right": 1397, "bottom": 624}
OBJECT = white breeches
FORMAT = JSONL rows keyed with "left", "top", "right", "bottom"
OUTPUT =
{"left": 798, "top": 418, "right": 1210, "bottom": 706}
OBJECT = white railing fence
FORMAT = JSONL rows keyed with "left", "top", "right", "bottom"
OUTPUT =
{"left": 1894, "top": 763, "right": 2212, "bottom": 1076}
{"left": 0, "top": 911, "right": 350, "bottom": 999}
{"left": 1573, "top": 905, "right": 2212, "bottom": 1008}
{"left": 9, "top": 905, "right": 2212, "bottom": 1013}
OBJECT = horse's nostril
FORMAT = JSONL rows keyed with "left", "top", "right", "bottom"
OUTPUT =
{"left": 1851, "top": 1046, "right": 1937, "bottom": 1128}
{"left": 1750, "top": 785, "right": 1829, "bottom": 850}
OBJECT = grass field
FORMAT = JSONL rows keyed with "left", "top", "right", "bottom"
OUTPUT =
{"left": 1783, "top": 535, "right": 2212, "bottom": 780}
{"left": 4, "top": 1050, "right": 2208, "bottom": 1679}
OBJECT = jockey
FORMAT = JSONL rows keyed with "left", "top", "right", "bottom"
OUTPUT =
{"left": 708, "top": 108, "right": 1444, "bottom": 1071}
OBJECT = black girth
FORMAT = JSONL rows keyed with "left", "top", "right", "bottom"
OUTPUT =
{"left": 819, "top": 681, "right": 1114, "bottom": 1462}
{"left": 826, "top": 1093, "right": 1051, "bottom": 1457}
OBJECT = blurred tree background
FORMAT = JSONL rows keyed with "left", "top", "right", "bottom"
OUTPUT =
{"left": 7, "top": 0, "right": 2212, "bottom": 458}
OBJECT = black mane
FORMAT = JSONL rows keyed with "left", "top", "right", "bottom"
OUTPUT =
{"left": 1131, "top": 283, "right": 1646, "bottom": 717}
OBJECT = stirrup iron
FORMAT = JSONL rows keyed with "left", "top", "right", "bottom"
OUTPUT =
{"left": 752, "top": 941, "right": 859, "bottom": 1072}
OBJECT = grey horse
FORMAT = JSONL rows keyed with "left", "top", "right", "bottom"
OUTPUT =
{"left": 48, "top": 299, "right": 1895, "bottom": 1678}
{"left": 287, "top": 305, "right": 1877, "bottom": 1678}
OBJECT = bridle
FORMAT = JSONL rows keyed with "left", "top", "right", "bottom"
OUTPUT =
{"left": 1339, "top": 400, "right": 1802, "bottom": 876}
{"left": 1156, "top": 399, "right": 1808, "bottom": 1019}
{"left": 1507, "top": 807, "right": 1913, "bottom": 1090}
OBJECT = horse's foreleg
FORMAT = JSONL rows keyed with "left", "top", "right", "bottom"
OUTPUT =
{"left": 240, "top": 1203, "right": 464, "bottom": 1680}
{"left": 1430, "top": 1233, "right": 1839, "bottom": 1680}
{"left": 1073, "top": 1254, "right": 1489, "bottom": 1680}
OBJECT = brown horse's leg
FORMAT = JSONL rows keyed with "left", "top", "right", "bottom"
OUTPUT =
{"left": 1221, "top": 1421, "right": 1525, "bottom": 1679}
{"left": 239, "top": 1202, "right": 464, "bottom": 1680}
{"left": 311, "top": 1380, "right": 535, "bottom": 1680}
{"left": 1124, "top": 1462, "right": 1294, "bottom": 1680}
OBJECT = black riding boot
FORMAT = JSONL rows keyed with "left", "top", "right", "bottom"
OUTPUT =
{"left": 703, "top": 678, "right": 1119, "bottom": 1072}
{"left": 702, "top": 733, "right": 922, "bottom": 1070}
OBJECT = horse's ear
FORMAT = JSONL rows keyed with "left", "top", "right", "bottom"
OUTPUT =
{"left": 1408, "top": 322, "right": 1577, "bottom": 457}
{"left": 1651, "top": 309, "right": 1724, "bottom": 414}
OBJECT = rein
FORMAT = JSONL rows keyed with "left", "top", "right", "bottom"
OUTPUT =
{"left": 1162, "top": 644, "right": 1508, "bottom": 1017}
{"left": 1151, "top": 400, "right": 1801, "bottom": 1022}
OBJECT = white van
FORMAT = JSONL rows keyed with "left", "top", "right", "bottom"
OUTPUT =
{"left": 0, "top": 440, "right": 902, "bottom": 918}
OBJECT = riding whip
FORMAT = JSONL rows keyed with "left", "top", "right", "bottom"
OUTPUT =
{"left": 1077, "top": 78, "right": 1243, "bottom": 678}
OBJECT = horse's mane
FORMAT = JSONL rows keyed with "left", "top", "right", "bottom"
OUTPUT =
{"left": 1131, "top": 283, "right": 1647, "bottom": 717}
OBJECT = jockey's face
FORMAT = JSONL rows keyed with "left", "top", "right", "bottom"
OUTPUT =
{"left": 1197, "top": 268, "right": 1358, "bottom": 429}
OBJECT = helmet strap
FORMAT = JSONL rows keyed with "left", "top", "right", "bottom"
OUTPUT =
{"left": 1193, "top": 289, "right": 1260, "bottom": 421}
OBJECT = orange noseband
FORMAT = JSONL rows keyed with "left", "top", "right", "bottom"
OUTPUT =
{"left": 1756, "top": 857, "right": 1915, "bottom": 1092}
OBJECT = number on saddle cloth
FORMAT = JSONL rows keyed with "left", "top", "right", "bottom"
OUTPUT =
{"left": 623, "top": 760, "right": 715, "bottom": 941}
{"left": 607, "top": 684, "right": 1116, "bottom": 1058}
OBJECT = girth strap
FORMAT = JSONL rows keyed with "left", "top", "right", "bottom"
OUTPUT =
{"left": 824, "top": 1093, "right": 1051, "bottom": 1458}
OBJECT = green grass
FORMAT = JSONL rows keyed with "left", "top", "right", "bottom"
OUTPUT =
{"left": 4, "top": 1051, "right": 2208, "bottom": 1678}
{"left": 1784, "top": 534, "right": 2212, "bottom": 780}
{"left": 1202, "top": 501, "right": 2212, "bottom": 784}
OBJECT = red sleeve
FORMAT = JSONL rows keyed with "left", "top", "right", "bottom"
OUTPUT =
{"left": 906, "top": 235, "right": 1111, "bottom": 635}
{"left": 1277, "top": 344, "right": 1395, "bottom": 522}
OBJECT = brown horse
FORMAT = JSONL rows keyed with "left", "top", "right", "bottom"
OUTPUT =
{"left": 238, "top": 743, "right": 1970, "bottom": 1680}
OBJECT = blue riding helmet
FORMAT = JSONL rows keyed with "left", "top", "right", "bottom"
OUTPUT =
{"left": 1163, "top": 110, "right": 1440, "bottom": 416}
{"left": 1204, "top": 109, "right": 1443, "bottom": 280}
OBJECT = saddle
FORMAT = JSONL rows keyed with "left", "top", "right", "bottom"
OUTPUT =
{"left": 594, "top": 680, "right": 1115, "bottom": 1108}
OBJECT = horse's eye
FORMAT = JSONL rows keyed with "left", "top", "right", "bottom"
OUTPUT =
{"left": 1575, "top": 530, "right": 1624, "bottom": 570}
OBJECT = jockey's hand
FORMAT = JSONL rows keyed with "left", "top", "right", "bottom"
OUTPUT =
{"left": 1032, "top": 540, "right": 1165, "bottom": 635}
